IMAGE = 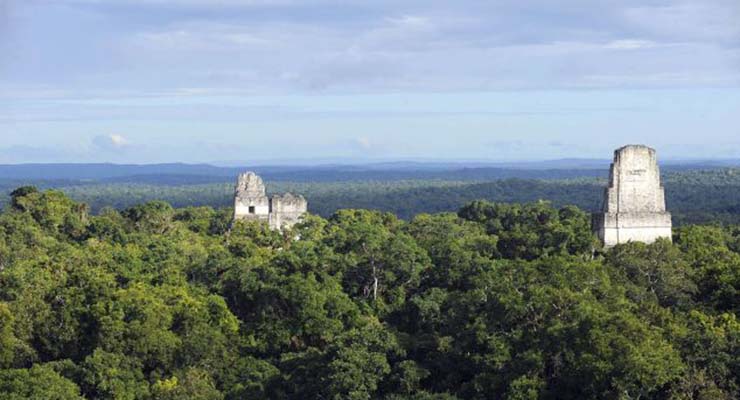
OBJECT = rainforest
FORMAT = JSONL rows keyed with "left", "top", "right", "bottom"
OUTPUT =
{"left": 0, "top": 187, "right": 737, "bottom": 399}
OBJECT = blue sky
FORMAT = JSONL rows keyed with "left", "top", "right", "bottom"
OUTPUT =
{"left": 1, "top": 0, "right": 739, "bottom": 164}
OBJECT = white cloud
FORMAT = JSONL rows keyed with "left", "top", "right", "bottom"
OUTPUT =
{"left": 604, "top": 39, "right": 657, "bottom": 50}
{"left": 109, "top": 134, "right": 128, "bottom": 147}
{"left": 623, "top": 2, "right": 740, "bottom": 42}
{"left": 354, "top": 136, "right": 372, "bottom": 150}
{"left": 92, "top": 134, "right": 130, "bottom": 151}
{"left": 6, "top": 0, "right": 740, "bottom": 97}
{"left": 385, "top": 15, "right": 430, "bottom": 28}
{"left": 348, "top": 136, "right": 397, "bottom": 156}
{"left": 56, "top": 0, "right": 299, "bottom": 6}
{"left": 131, "top": 25, "right": 272, "bottom": 52}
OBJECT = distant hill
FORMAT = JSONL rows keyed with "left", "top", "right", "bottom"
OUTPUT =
{"left": 0, "top": 162, "right": 609, "bottom": 184}
{"left": 3, "top": 159, "right": 738, "bottom": 185}
{"left": 1, "top": 164, "right": 740, "bottom": 225}
{"left": 0, "top": 160, "right": 738, "bottom": 197}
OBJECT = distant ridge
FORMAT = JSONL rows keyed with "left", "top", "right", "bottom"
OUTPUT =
{"left": 0, "top": 159, "right": 738, "bottom": 183}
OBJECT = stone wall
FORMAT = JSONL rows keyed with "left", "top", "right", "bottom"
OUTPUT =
{"left": 593, "top": 145, "right": 672, "bottom": 246}
{"left": 233, "top": 171, "right": 307, "bottom": 230}
{"left": 593, "top": 212, "right": 673, "bottom": 246}
{"left": 234, "top": 172, "right": 270, "bottom": 222}
{"left": 270, "top": 193, "right": 308, "bottom": 229}
{"left": 603, "top": 145, "right": 666, "bottom": 214}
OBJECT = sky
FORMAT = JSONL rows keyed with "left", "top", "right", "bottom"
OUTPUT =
{"left": 1, "top": 0, "right": 739, "bottom": 164}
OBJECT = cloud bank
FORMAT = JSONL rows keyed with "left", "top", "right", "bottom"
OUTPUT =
{"left": 1, "top": 0, "right": 739, "bottom": 163}
{"left": 3, "top": 0, "right": 739, "bottom": 97}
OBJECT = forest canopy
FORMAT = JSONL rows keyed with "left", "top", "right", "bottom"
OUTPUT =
{"left": 0, "top": 188, "right": 738, "bottom": 399}
{"left": 3, "top": 167, "right": 740, "bottom": 225}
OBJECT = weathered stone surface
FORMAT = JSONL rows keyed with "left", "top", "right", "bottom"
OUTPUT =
{"left": 234, "top": 172, "right": 270, "bottom": 222}
{"left": 270, "top": 193, "right": 308, "bottom": 229}
{"left": 593, "top": 145, "right": 672, "bottom": 246}
{"left": 234, "top": 172, "right": 307, "bottom": 230}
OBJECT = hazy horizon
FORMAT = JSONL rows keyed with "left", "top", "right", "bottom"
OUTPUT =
{"left": 1, "top": 154, "right": 740, "bottom": 168}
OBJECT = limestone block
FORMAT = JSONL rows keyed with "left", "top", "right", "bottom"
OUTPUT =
{"left": 234, "top": 172, "right": 270, "bottom": 221}
{"left": 593, "top": 145, "right": 672, "bottom": 246}
{"left": 233, "top": 172, "right": 307, "bottom": 230}
{"left": 270, "top": 193, "right": 308, "bottom": 229}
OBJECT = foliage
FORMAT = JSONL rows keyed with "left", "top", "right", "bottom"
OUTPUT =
{"left": 0, "top": 189, "right": 738, "bottom": 399}
{"left": 5, "top": 167, "right": 740, "bottom": 226}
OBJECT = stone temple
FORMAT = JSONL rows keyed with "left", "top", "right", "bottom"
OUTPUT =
{"left": 233, "top": 172, "right": 308, "bottom": 230}
{"left": 592, "top": 145, "right": 672, "bottom": 247}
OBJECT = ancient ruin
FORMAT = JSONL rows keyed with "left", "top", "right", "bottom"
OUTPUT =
{"left": 233, "top": 172, "right": 307, "bottom": 230}
{"left": 593, "top": 145, "right": 672, "bottom": 246}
